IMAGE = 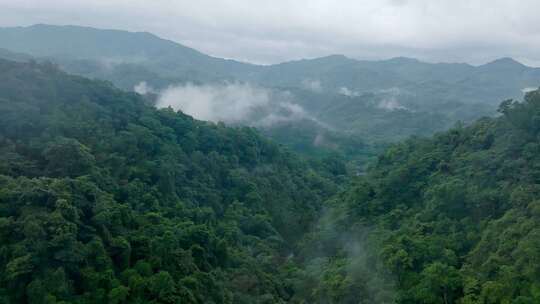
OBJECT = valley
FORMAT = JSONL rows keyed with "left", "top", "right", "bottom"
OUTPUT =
{"left": 0, "top": 21, "right": 539, "bottom": 304}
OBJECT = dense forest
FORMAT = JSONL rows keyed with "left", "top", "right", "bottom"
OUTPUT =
{"left": 295, "top": 90, "right": 540, "bottom": 303}
{"left": 1, "top": 58, "right": 540, "bottom": 304}
{"left": 0, "top": 59, "right": 344, "bottom": 303}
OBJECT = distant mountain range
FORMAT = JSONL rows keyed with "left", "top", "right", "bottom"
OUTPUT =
{"left": 1, "top": 24, "right": 538, "bottom": 102}
{"left": 1, "top": 24, "right": 539, "bottom": 160}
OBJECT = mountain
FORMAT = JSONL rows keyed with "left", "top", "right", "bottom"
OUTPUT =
{"left": 3, "top": 56, "right": 540, "bottom": 303}
{"left": 479, "top": 57, "right": 527, "bottom": 71}
{"left": 0, "top": 58, "right": 343, "bottom": 303}
{"left": 2, "top": 20, "right": 540, "bottom": 303}
{"left": 250, "top": 55, "right": 540, "bottom": 107}
{"left": 1, "top": 24, "right": 538, "bottom": 102}
{"left": 1, "top": 24, "right": 539, "bottom": 163}
{"left": 0, "top": 24, "right": 256, "bottom": 81}
{"left": 294, "top": 89, "right": 540, "bottom": 303}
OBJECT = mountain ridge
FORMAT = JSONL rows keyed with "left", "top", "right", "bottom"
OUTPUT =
{"left": 1, "top": 24, "right": 540, "bottom": 157}
{"left": 0, "top": 24, "right": 533, "bottom": 69}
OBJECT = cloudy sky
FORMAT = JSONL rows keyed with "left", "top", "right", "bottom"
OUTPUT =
{"left": 2, "top": 0, "right": 540, "bottom": 65}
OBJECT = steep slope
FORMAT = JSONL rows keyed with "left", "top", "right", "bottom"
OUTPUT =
{"left": 0, "top": 24, "right": 256, "bottom": 81}
{"left": 295, "top": 90, "right": 540, "bottom": 303}
{"left": 2, "top": 24, "right": 539, "bottom": 162}
{"left": 0, "top": 59, "right": 343, "bottom": 303}
{"left": 1, "top": 24, "right": 539, "bottom": 104}
{"left": 458, "top": 58, "right": 540, "bottom": 102}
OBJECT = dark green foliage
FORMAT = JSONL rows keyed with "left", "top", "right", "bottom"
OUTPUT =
{"left": 0, "top": 59, "right": 340, "bottom": 303}
{"left": 2, "top": 53, "right": 540, "bottom": 304}
{"left": 299, "top": 89, "right": 540, "bottom": 303}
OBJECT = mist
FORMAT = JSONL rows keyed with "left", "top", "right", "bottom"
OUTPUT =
{"left": 376, "top": 87, "right": 409, "bottom": 111}
{"left": 154, "top": 82, "right": 328, "bottom": 131}
{"left": 298, "top": 205, "right": 397, "bottom": 302}
{"left": 134, "top": 81, "right": 154, "bottom": 95}
{"left": 156, "top": 82, "right": 270, "bottom": 123}
{"left": 522, "top": 87, "right": 538, "bottom": 93}
{"left": 256, "top": 101, "right": 311, "bottom": 127}
{"left": 377, "top": 97, "right": 407, "bottom": 111}
{"left": 338, "top": 87, "right": 360, "bottom": 97}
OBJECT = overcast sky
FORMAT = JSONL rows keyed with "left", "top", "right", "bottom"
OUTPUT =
{"left": 2, "top": 0, "right": 540, "bottom": 66}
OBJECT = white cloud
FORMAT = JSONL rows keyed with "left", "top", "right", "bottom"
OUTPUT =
{"left": 338, "top": 87, "right": 359, "bottom": 97}
{"left": 378, "top": 97, "right": 407, "bottom": 111}
{"left": 156, "top": 82, "right": 269, "bottom": 123}
{"left": 134, "top": 81, "right": 153, "bottom": 95}
{"left": 376, "top": 87, "right": 408, "bottom": 111}
{"left": 256, "top": 101, "right": 310, "bottom": 127}
{"left": 155, "top": 82, "right": 328, "bottom": 129}
{"left": 522, "top": 87, "right": 538, "bottom": 93}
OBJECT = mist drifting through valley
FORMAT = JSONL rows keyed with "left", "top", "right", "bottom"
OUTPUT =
{"left": 152, "top": 81, "right": 324, "bottom": 127}
{"left": 2, "top": 1, "right": 540, "bottom": 302}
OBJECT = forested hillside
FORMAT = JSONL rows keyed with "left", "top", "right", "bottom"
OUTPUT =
{"left": 2, "top": 25, "right": 539, "bottom": 162}
{"left": 2, "top": 57, "right": 540, "bottom": 303}
{"left": 0, "top": 59, "right": 344, "bottom": 303}
{"left": 296, "top": 90, "right": 540, "bottom": 303}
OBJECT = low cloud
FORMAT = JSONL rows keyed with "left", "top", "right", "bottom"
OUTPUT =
{"left": 256, "top": 101, "right": 310, "bottom": 127}
{"left": 522, "top": 87, "right": 538, "bottom": 93}
{"left": 313, "top": 133, "right": 338, "bottom": 149}
{"left": 338, "top": 87, "right": 359, "bottom": 97}
{"left": 134, "top": 81, "right": 154, "bottom": 95}
{"left": 155, "top": 82, "right": 323, "bottom": 128}
{"left": 378, "top": 97, "right": 407, "bottom": 111}
{"left": 377, "top": 87, "right": 403, "bottom": 95}
{"left": 299, "top": 207, "right": 397, "bottom": 302}
{"left": 156, "top": 82, "right": 270, "bottom": 123}
{"left": 376, "top": 87, "right": 409, "bottom": 111}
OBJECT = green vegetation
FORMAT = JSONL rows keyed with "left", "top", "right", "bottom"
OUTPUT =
{"left": 296, "top": 90, "right": 540, "bottom": 303}
{"left": 1, "top": 25, "right": 537, "bottom": 160}
{"left": 2, "top": 54, "right": 540, "bottom": 303}
{"left": 0, "top": 59, "right": 343, "bottom": 303}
